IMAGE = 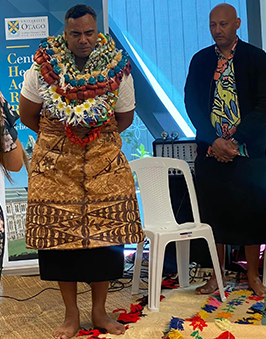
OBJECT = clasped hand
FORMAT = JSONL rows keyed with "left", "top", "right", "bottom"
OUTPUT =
{"left": 211, "top": 138, "right": 239, "bottom": 163}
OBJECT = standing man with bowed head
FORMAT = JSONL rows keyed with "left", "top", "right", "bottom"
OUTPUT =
{"left": 185, "top": 3, "right": 266, "bottom": 297}
{"left": 19, "top": 4, "right": 145, "bottom": 339}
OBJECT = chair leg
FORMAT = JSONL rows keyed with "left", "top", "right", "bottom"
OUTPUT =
{"left": 149, "top": 238, "right": 165, "bottom": 312}
{"left": 176, "top": 240, "right": 190, "bottom": 287}
{"left": 147, "top": 235, "right": 158, "bottom": 311}
{"left": 207, "top": 235, "right": 226, "bottom": 302}
{"left": 132, "top": 242, "right": 145, "bottom": 295}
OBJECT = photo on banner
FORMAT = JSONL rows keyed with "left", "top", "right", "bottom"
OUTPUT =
{"left": 1, "top": 0, "right": 108, "bottom": 274}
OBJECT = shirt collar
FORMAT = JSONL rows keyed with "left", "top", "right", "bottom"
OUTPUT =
{"left": 215, "top": 36, "right": 239, "bottom": 59}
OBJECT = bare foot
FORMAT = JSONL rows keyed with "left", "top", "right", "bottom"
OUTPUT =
{"left": 92, "top": 311, "right": 125, "bottom": 335}
{"left": 53, "top": 308, "right": 80, "bottom": 339}
{"left": 248, "top": 274, "right": 266, "bottom": 297}
{"left": 196, "top": 274, "right": 226, "bottom": 295}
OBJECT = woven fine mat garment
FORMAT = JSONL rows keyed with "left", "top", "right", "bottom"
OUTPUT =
{"left": 26, "top": 113, "right": 145, "bottom": 250}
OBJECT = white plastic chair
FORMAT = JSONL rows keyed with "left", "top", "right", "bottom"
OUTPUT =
{"left": 130, "top": 157, "right": 226, "bottom": 312}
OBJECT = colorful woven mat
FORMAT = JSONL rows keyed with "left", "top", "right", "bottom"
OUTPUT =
{"left": 196, "top": 283, "right": 265, "bottom": 325}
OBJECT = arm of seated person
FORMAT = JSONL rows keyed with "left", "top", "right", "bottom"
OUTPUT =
{"left": 2, "top": 139, "right": 23, "bottom": 172}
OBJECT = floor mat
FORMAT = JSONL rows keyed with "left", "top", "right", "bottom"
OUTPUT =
{"left": 196, "top": 283, "right": 265, "bottom": 325}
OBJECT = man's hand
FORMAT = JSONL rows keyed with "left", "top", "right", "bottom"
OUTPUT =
{"left": 212, "top": 138, "right": 239, "bottom": 163}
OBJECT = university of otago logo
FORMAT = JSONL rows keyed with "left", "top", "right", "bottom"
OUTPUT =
{"left": 8, "top": 20, "right": 20, "bottom": 35}
{"left": 5, "top": 16, "right": 49, "bottom": 40}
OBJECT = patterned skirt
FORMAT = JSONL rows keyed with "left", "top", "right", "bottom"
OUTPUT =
{"left": 25, "top": 114, "right": 145, "bottom": 250}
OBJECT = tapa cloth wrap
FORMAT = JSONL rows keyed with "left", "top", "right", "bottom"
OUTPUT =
{"left": 25, "top": 112, "right": 145, "bottom": 250}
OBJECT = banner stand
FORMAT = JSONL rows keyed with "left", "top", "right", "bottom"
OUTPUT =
{"left": 3, "top": 264, "right": 39, "bottom": 276}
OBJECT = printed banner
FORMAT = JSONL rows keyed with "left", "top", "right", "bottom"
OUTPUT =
{"left": 5, "top": 16, "right": 49, "bottom": 40}
{"left": 1, "top": 0, "right": 107, "bottom": 272}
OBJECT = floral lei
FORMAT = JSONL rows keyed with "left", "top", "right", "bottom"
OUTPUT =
{"left": 34, "top": 32, "right": 131, "bottom": 146}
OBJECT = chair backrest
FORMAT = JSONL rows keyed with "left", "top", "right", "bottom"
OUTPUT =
{"left": 129, "top": 157, "right": 201, "bottom": 229}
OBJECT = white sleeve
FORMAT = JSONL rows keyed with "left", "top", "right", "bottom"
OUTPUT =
{"left": 115, "top": 74, "right": 136, "bottom": 113}
{"left": 21, "top": 63, "right": 43, "bottom": 104}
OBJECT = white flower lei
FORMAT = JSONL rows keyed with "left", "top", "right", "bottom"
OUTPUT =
{"left": 39, "top": 82, "right": 116, "bottom": 127}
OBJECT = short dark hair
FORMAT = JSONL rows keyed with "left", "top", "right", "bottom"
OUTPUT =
{"left": 65, "top": 4, "right": 97, "bottom": 23}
